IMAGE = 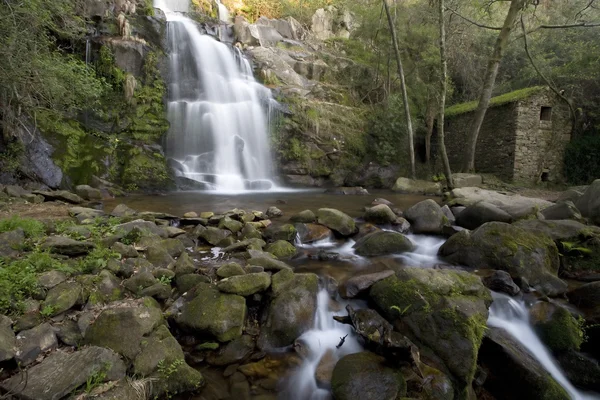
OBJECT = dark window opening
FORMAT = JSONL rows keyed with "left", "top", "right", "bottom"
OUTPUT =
{"left": 540, "top": 106, "right": 552, "bottom": 121}
{"left": 541, "top": 170, "right": 550, "bottom": 182}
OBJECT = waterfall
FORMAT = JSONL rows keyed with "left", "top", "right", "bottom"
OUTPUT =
{"left": 488, "top": 292, "right": 594, "bottom": 400}
{"left": 155, "top": 0, "right": 278, "bottom": 193}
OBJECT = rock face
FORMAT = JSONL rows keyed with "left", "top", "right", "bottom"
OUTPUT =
{"left": 316, "top": 208, "right": 357, "bottom": 236}
{"left": 455, "top": 201, "right": 512, "bottom": 230}
{"left": 440, "top": 222, "right": 567, "bottom": 296}
{"left": 331, "top": 352, "right": 406, "bottom": 400}
{"left": 259, "top": 272, "right": 318, "bottom": 349}
{"left": 403, "top": 199, "right": 447, "bottom": 234}
{"left": 479, "top": 328, "right": 569, "bottom": 400}
{"left": 0, "top": 346, "right": 126, "bottom": 400}
{"left": 369, "top": 268, "right": 491, "bottom": 388}
{"left": 353, "top": 231, "right": 414, "bottom": 256}
{"left": 392, "top": 178, "right": 442, "bottom": 195}
{"left": 575, "top": 179, "right": 600, "bottom": 224}
{"left": 176, "top": 283, "right": 247, "bottom": 342}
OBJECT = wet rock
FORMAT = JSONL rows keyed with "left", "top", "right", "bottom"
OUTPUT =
{"left": 556, "top": 350, "right": 600, "bottom": 392}
{"left": 206, "top": 335, "right": 255, "bottom": 366}
{"left": 217, "top": 273, "right": 271, "bottom": 296}
{"left": 482, "top": 270, "right": 520, "bottom": 296}
{"left": 0, "top": 346, "right": 126, "bottom": 400}
{"left": 370, "top": 268, "right": 491, "bottom": 388}
{"left": 199, "top": 226, "right": 232, "bottom": 246}
{"left": 353, "top": 231, "right": 414, "bottom": 257}
{"left": 290, "top": 210, "right": 316, "bottom": 223}
{"left": 266, "top": 206, "right": 283, "bottom": 218}
{"left": 217, "top": 262, "right": 246, "bottom": 278}
{"left": 75, "top": 184, "right": 102, "bottom": 201}
{"left": 479, "top": 327, "right": 569, "bottom": 400}
{"left": 265, "top": 240, "right": 297, "bottom": 259}
{"left": 85, "top": 298, "right": 163, "bottom": 359}
{"left": 455, "top": 201, "right": 512, "bottom": 230}
{"left": 33, "top": 190, "right": 83, "bottom": 204}
{"left": 404, "top": 199, "right": 447, "bottom": 234}
{"left": 440, "top": 222, "right": 567, "bottom": 296}
{"left": 111, "top": 203, "right": 137, "bottom": 217}
{"left": 295, "top": 223, "right": 332, "bottom": 243}
{"left": 315, "top": 349, "right": 337, "bottom": 388}
{"left": 317, "top": 208, "right": 357, "bottom": 236}
{"left": 176, "top": 283, "right": 247, "bottom": 342}
{"left": 264, "top": 223, "right": 297, "bottom": 241}
{"left": 340, "top": 270, "right": 395, "bottom": 298}
{"left": 0, "top": 315, "right": 16, "bottom": 362}
{"left": 15, "top": 322, "right": 58, "bottom": 366}
{"left": 331, "top": 351, "right": 406, "bottom": 400}
{"left": 0, "top": 228, "right": 25, "bottom": 257}
{"left": 258, "top": 273, "right": 318, "bottom": 349}
{"left": 37, "top": 270, "right": 68, "bottom": 290}
{"left": 43, "top": 281, "right": 82, "bottom": 317}
{"left": 363, "top": 204, "right": 397, "bottom": 225}
{"left": 41, "top": 235, "right": 95, "bottom": 256}
{"left": 541, "top": 200, "right": 582, "bottom": 220}
{"left": 575, "top": 179, "right": 600, "bottom": 225}
{"left": 530, "top": 302, "right": 583, "bottom": 353}
{"left": 392, "top": 177, "right": 442, "bottom": 195}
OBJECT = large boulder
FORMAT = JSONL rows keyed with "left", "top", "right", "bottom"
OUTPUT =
{"left": 258, "top": 272, "right": 318, "bottom": 349}
{"left": 353, "top": 231, "right": 414, "bottom": 256}
{"left": 392, "top": 178, "right": 442, "bottom": 195}
{"left": 541, "top": 201, "right": 582, "bottom": 221}
{"left": 15, "top": 323, "right": 58, "bottom": 366}
{"left": 317, "top": 208, "right": 357, "bottom": 236}
{"left": 455, "top": 201, "right": 512, "bottom": 230}
{"left": 575, "top": 179, "right": 600, "bottom": 224}
{"left": 176, "top": 283, "right": 247, "bottom": 342}
{"left": 75, "top": 184, "right": 103, "bottom": 201}
{"left": 216, "top": 273, "right": 271, "bottom": 296}
{"left": 265, "top": 240, "right": 297, "bottom": 259}
{"left": 290, "top": 210, "right": 316, "bottom": 223}
{"left": 0, "top": 346, "right": 126, "bottom": 400}
{"left": 568, "top": 281, "right": 600, "bottom": 313}
{"left": 440, "top": 222, "right": 567, "bottom": 296}
{"left": 479, "top": 328, "right": 569, "bottom": 400}
{"left": 43, "top": 281, "right": 83, "bottom": 316}
{"left": 32, "top": 190, "right": 83, "bottom": 204}
{"left": 556, "top": 351, "right": 600, "bottom": 392}
{"left": 199, "top": 227, "right": 232, "bottom": 246}
{"left": 404, "top": 199, "right": 447, "bottom": 234}
{"left": 369, "top": 268, "right": 491, "bottom": 389}
{"left": 264, "top": 223, "right": 297, "bottom": 241}
{"left": 331, "top": 351, "right": 406, "bottom": 400}
{"left": 363, "top": 204, "right": 397, "bottom": 224}
{"left": 530, "top": 302, "right": 584, "bottom": 353}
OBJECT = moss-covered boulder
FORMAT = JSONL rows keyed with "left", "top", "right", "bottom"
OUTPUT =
{"left": 219, "top": 216, "right": 244, "bottom": 233}
{"left": 41, "top": 235, "right": 95, "bottom": 256}
{"left": 317, "top": 208, "right": 357, "bottom": 236}
{"left": 146, "top": 246, "right": 175, "bottom": 268}
{"left": 404, "top": 199, "right": 447, "bottom": 234}
{"left": 353, "top": 231, "right": 414, "bottom": 256}
{"left": 134, "top": 325, "right": 204, "bottom": 397}
{"left": 217, "top": 272, "right": 271, "bottom": 296}
{"left": 176, "top": 283, "right": 246, "bottom": 342}
{"left": 364, "top": 204, "right": 397, "bottom": 224}
{"left": 175, "top": 274, "right": 210, "bottom": 293}
{"left": 111, "top": 242, "right": 139, "bottom": 258}
{"left": 369, "top": 268, "right": 491, "bottom": 390}
{"left": 264, "top": 223, "right": 297, "bottom": 241}
{"left": 43, "top": 281, "right": 82, "bottom": 317}
{"left": 157, "top": 238, "right": 186, "bottom": 258}
{"left": 331, "top": 351, "right": 406, "bottom": 400}
{"left": 174, "top": 252, "right": 196, "bottom": 276}
{"left": 217, "top": 262, "right": 246, "bottom": 278}
{"left": 247, "top": 254, "right": 293, "bottom": 271}
{"left": 455, "top": 201, "right": 512, "bottom": 230}
{"left": 241, "top": 223, "right": 263, "bottom": 240}
{"left": 530, "top": 302, "right": 584, "bottom": 353}
{"left": 290, "top": 209, "right": 316, "bottom": 223}
{"left": 222, "top": 238, "right": 266, "bottom": 253}
{"left": 258, "top": 272, "right": 319, "bottom": 349}
{"left": 199, "top": 227, "right": 232, "bottom": 246}
{"left": 439, "top": 222, "right": 567, "bottom": 296}
{"left": 265, "top": 240, "right": 297, "bottom": 259}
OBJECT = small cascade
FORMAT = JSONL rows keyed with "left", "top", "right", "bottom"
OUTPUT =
{"left": 488, "top": 292, "right": 594, "bottom": 400}
{"left": 155, "top": 0, "right": 278, "bottom": 193}
{"left": 85, "top": 39, "right": 91, "bottom": 67}
{"left": 397, "top": 234, "right": 446, "bottom": 267}
{"left": 215, "top": 0, "right": 229, "bottom": 22}
{"left": 280, "top": 289, "right": 362, "bottom": 399}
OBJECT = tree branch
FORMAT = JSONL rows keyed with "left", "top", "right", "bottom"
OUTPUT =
{"left": 445, "top": 6, "right": 503, "bottom": 30}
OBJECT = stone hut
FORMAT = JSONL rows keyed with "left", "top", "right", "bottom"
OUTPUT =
{"left": 437, "top": 87, "right": 572, "bottom": 182}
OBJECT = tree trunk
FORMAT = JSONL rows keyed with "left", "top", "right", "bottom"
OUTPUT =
{"left": 464, "top": 0, "right": 527, "bottom": 172}
{"left": 383, "top": 0, "right": 416, "bottom": 180}
{"left": 438, "top": 0, "right": 453, "bottom": 189}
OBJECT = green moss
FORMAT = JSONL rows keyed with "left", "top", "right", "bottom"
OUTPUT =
{"left": 445, "top": 86, "right": 545, "bottom": 117}
{"left": 536, "top": 307, "right": 584, "bottom": 353}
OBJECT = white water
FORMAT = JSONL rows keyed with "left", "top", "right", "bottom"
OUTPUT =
{"left": 280, "top": 289, "right": 362, "bottom": 400}
{"left": 488, "top": 292, "right": 596, "bottom": 400}
{"left": 398, "top": 234, "right": 445, "bottom": 267}
{"left": 155, "top": 0, "right": 278, "bottom": 193}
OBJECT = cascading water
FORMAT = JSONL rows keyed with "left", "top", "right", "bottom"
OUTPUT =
{"left": 280, "top": 289, "right": 362, "bottom": 400}
{"left": 488, "top": 292, "right": 596, "bottom": 400}
{"left": 155, "top": 0, "right": 277, "bottom": 193}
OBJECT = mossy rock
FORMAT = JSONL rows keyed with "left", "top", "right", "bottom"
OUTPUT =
{"left": 157, "top": 238, "right": 186, "bottom": 258}
{"left": 119, "top": 146, "right": 175, "bottom": 192}
{"left": 219, "top": 217, "right": 244, "bottom": 233}
{"left": 265, "top": 240, "right": 297, "bottom": 259}
{"left": 264, "top": 223, "right": 298, "bottom": 241}
{"left": 216, "top": 263, "right": 246, "bottom": 278}
{"left": 316, "top": 208, "right": 357, "bottom": 236}
{"left": 363, "top": 204, "right": 397, "bottom": 225}
{"left": 353, "top": 231, "right": 414, "bottom": 256}
{"left": 241, "top": 223, "right": 263, "bottom": 240}
{"left": 145, "top": 246, "right": 175, "bottom": 268}
{"left": 174, "top": 252, "right": 196, "bottom": 276}
{"left": 247, "top": 255, "right": 292, "bottom": 271}
{"left": 199, "top": 227, "right": 232, "bottom": 246}
{"left": 331, "top": 351, "right": 406, "bottom": 400}
{"left": 369, "top": 268, "right": 491, "bottom": 389}
{"left": 290, "top": 210, "right": 316, "bottom": 223}
{"left": 217, "top": 272, "right": 271, "bottom": 296}
{"left": 175, "top": 274, "right": 210, "bottom": 293}
{"left": 530, "top": 302, "right": 584, "bottom": 353}
{"left": 176, "top": 283, "right": 247, "bottom": 342}
{"left": 403, "top": 199, "right": 447, "bottom": 235}
{"left": 43, "top": 282, "right": 82, "bottom": 317}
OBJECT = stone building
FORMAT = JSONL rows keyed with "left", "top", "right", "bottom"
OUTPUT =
{"left": 438, "top": 87, "right": 572, "bottom": 182}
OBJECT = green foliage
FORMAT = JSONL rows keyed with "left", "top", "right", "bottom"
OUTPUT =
{"left": 84, "top": 363, "right": 111, "bottom": 394}
{"left": 40, "top": 304, "right": 57, "bottom": 318}
{"left": 158, "top": 275, "right": 173, "bottom": 285}
{"left": 365, "top": 95, "right": 409, "bottom": 166}
{"left": 78, "top": 247, "right": 121, "bottom": 274}
{"left": 157, "top": 358, "right": 184, "bottom": 379}
{"left": 559, "top": 240, "right": 593, "bottom": 256}
{"left": 0, "top": 216, "right": 45, "bottom": 238}
{"left": 445, "top": 87, "right": 545, "bottom": 117}
{"left": 0, "top": 141, "right": 25, "bottom": 176}
{"left": 564, "top": 134, "right": 600, "bottom": 184}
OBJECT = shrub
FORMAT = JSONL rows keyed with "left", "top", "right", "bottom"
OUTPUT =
{"left": 564, "top": 134, "right": 600, "bottom": 184}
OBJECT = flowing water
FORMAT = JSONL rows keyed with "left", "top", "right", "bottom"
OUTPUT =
{"left": 488, "top": 292, "right": 596, "bottom": 400}
{"left": 156, "top": 0, "right": 277, "bottom": 193}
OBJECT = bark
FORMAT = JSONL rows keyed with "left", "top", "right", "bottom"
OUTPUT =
{"left": 464, "top": 0, "right": 527, "bottom": 172}
{"left": 383, "top": 0, "right": 416, "bottom": 179}
{"left": 438, "top": 0, "right": 453, "bottom": 189}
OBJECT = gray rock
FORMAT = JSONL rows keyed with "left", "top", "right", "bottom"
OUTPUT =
{"left": 404, "top": 199, "right": 447, "bottom": 234}
{"left": 447, "top": 187, "right": 552, "bottom": 218}
{"left": 452, "top": 173, "right": 483, "bottom": 188}
{"left": 55, "top": 319, "right": 83, "bottom": 347}
{"left": 223, "top": 238, "right": 266, "bottom": 253}
{"left": 217, "top": 273, "right": 271, "bottom": 296}
{"left": 111, "top": 203, "right": 137, "bottom": 217}
{"left": 482, "top": 271, "right": 520, "bottom": 296}
{"left": 247, "top": 255, "right": 292, "bottom": 271}
{"left": 540, "top": 200, "right": 582, "bottom": 221}
{"left": 0, "top": 228, "right": 25, "bottom": 257}
{"left": 0, "top": 346, "right": 126, "bottom": 400}
{"left": 364, "top": 204, "right": 397, "bottom": 224}
{"left": 43, "top": 282, "right": 82, "bottom": 316}
{"left": 111, "top": 241, "right": 139, "bottom": 258}
{"left": 324, "top": 186, "right": 369, "bottom": 195}
{"left": 317, "top": 208, "right": 357, "bottom": 236}
{"left": 175, "top": 274, "right": 210, "bottom": 293}
{"left": 114, "top": 219, "right": 168, "bottom": 238}
{"left": 0, "top": 315, "right": 16, "bottom": 362}
{"left": 33, "top": 190, "right": 83, "bottom": 204}
{"left": 340, "top": 270, "right": 395, "bottom": 298}
{"left": 266, "top": 206, "right": 283, "bottom": 218}
{"left": 124, "top": 271, "right": 159, "bottom": 295}
{"left": 217, "top": 263, "right": 246, "bottom": 278}
{"left": 206, "top": 335, "right": 255, "bottom": 366}
{"left": 289, "top": 210, "right": 316, "bottom": 223}
{"left": 15, "top": 323, "right": 58, "bottom": 366}
{"left": 199, "top": 227, "right": 232, "bottom": 246}
{"left": 392, "top": 178, "right": 442, "bottom": 195}
{"left": 455, "top": 201, "right": 512, "bottom": 230}
{"left": 41, "top": 236, "right": 95, "bottom": 256}
{"left": 146, "top": 247, "right": 175, "bottom": 268}
{"left": 353, "top": 231, "right": 414, "bottom": 256}
{"left": 576, "top": 179, "right": 600, "bottom": 225}
{"left": 75, "top": 184, "right": 103, "bottom": 201}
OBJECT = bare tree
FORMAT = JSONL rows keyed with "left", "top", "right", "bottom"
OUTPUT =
{"left": 464, "top": 0, "right": 527, "bottom": 172}
{"left": 383, "top": 0, "right": 416, "bottom": 179}
{"left": 438, "top": 0, "right": 454, "bottom": 189}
